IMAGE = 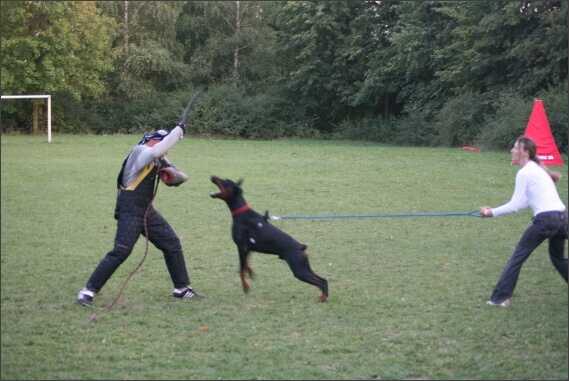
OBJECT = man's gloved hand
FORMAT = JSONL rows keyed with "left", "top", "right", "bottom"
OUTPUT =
{"left": 177, "top": 123, "right": 186, "bottom": 135}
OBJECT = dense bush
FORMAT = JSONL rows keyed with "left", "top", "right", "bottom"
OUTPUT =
{"left": 331, "top": 119, "right": 368, "bottom": 141}
{"left": 391, "top": 112, "right": 437, "bottom": 147}
{"left": 330, "top": 111, "right": 437, "bottom": 147}
{"left": 475, "top": 92, "right": 531, "bottom": 150}
{"left": 331, "top": 117, "right": 396, "bottom": 143}
{"left": 433, "top": 92, "right": 492, "bottom": 148}
{"left": 0, "top": 97, "right": 64, "bottom": 134}
{"left": 2, "top": 83, "right": 566, "bottom": 156}
{"left": 0, "top": 99, "right": 33, "bottom": 134}
{"left": 186, "top": 83, "right": 318, "bottom": 139}
{"left": 89, "top": 90, "right": 202, "bottom": 135}
{"left": 52, "top": 92, "right": 100, "bottom": 134}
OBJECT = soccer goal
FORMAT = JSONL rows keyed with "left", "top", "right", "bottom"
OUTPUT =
{"left": 1, "top": 94, "right": 52, "bottom": 142}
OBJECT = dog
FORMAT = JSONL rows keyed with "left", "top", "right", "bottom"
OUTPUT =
{"left": 210, "top": 176, "right": 328, "bottom": 302}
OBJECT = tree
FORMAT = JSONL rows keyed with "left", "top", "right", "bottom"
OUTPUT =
{"left": 274, "top": 1, "right": 374, "bottom": 130}
{"left": 348, "top": 1, "right": 402, "bottom": 118}
{"left": 176, "top": 1, "right": 278, "bottom": 89}
{"left": 433, "top": 1, "right": 567, "bottom": 97}
{"left": 1, "top": 1, "right": 117, "bottom": 133}
{"left": 377, "top": 2, "right": 457, "bottom": 117}
{"left": 97, "top": 1, "right": 190, "bottom": 99}
{"left": 506, "top": 1, "right": 567, "bottom": 95}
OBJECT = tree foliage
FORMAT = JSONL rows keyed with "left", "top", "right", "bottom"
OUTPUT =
{"left": 274, "top": 1, "right": 371, "bottom": 130}
{"left": 96, "top": 1, "right": 189, "bottom": 99}
{"left": 1, "top": 1, "right": 117, "bottom": 100}
{"left": 176, "top": 1, "right": 278, "bottom": 89}
{"left": 1, "top": 1, "right": 567, "bottom": 153}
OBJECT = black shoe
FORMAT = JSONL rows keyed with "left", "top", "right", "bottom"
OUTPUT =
{"left": 173, "top": 287, "right": 206, "bottom": 299}
{"left": 76, "top": 289, "right": 94, "bottom": 307}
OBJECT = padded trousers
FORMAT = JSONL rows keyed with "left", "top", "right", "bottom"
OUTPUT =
{"left": 86, "top": 204, "right": 190, "bottom": 293}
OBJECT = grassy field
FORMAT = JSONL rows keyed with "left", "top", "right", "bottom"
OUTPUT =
{"left": 1, "top": 134, "right": 567, "bottom": 380}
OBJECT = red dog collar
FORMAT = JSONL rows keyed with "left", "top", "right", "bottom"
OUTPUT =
{"left": 231, "top": 205, "right": 251, "bottom": 216}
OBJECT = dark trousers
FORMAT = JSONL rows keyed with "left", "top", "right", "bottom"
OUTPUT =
{"left": 490, "top": 210, "right": 568, "bottom": 303}
{"left": 86, "top": 206, "right": 190, "bottom": 292}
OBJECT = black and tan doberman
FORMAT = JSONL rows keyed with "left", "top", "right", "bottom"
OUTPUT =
{"left": 210, "top": 176, "right": 328, "bottom": 302}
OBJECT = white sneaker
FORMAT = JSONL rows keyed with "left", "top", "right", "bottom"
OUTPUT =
{"left": 486, "top": 299, "right": 510, "bottom": 308}
{"left": 76, "top": 288, "right": 94, "bottom": 307}
{"left": 173, "top": 287, "right": 206, "bottom": 299}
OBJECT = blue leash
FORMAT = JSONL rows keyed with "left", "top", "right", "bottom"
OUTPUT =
{"left": 270, "top": 209, "right": 481, "bottom": 220}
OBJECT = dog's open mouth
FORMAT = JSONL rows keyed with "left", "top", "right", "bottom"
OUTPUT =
{"left": 210, "top": 175, "right": 225, "bottom": 199}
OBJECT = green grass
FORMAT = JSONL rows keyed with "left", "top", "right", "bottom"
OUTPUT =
{"left": 1, "top": 134, "right": 567, "bottom": 380}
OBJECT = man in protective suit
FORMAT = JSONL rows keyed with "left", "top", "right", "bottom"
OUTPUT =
{"left": 76, "top": 123, "right": 204, "bottom": 306}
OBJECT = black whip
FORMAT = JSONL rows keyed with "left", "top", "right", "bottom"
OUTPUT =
{"left": 180, "top": 84, "right": 208, "bottom": 125}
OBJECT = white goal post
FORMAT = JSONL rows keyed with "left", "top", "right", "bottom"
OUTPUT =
{"left": 1, "top": 94, "right": 52, "bottom": 142}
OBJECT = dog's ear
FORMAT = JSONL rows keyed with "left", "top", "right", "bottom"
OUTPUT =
{"left": 236, "top": 179, "right": 245, "bottom": 193}
{"left": 233, "top": 178, "right": 244, "bottom": 194}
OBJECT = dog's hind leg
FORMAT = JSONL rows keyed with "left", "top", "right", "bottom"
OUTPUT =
{"left": 287, "top": 250, "right": 328, "bottom": 302}
{"left": 310, "top": 271, "right": 328, "bottom": 303}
